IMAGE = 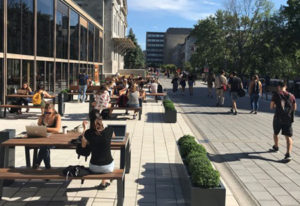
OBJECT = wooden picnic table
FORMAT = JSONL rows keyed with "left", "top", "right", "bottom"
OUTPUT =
{"left": 6, "top": 94, "right": 57, "bottom": 105}
{"left": 0, "top": 132, "right": 131, "bottom": 173}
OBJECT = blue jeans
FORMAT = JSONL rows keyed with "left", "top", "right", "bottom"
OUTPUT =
{"left": 36, "top": 146, "right": 51, "bottom": 168}
{"left": 78, "top": 85, "right": 87, "bottom": 102}
{"left": 250, "top": 94, "right": 260, "bottom": 111}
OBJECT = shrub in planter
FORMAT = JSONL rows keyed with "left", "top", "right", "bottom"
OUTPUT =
{"left": 178, "top": 135, "right": 194, "bottom": 146}
{"left": 163, "top": 99, "right": 176, "bottom": 111}
{"left": 190, "top": 161, "right": 220, "bottom": 188}
{"left": 185, "top": 149, "right": 207, "bottom": 165}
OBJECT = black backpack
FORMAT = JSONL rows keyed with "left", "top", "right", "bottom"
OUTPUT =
{"left": 70, "top": 135, "right": 91, "bottom": 161}
{"left": 158, "top": 84, "right": 163, "bottom": 93}
{"left": 101, "top": 109, "right": 110, "bottom": 119}
{"left": 62, "top": 165, "right": 91, "bottom": 183}
{"left": 278, "top": 93, "right": 294, "bottom": 123}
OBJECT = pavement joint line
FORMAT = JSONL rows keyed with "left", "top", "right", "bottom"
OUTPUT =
{"left": 166, "top": 85, "right": 258, "bottom": 206}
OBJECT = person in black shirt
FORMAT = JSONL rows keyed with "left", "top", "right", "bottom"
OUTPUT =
{"left": 82, "top": 110, "right": 115, "bottom": 188}
{"left": 228, "top": 72, "right": 243, "bottom": 115}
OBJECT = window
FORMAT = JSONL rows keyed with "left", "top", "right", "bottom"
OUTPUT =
{"left": 56, "top": 0, "right": 69, "bottom": 59}
{"left": 0, "top": 59, "right": 3, "bottom": 103}
{"left": 7, "top": 0, "right": 34, "bottom": 55}
{"left": 80, "top": 17, "right": 87, "bottom": 61}
{"left": 45, "top": 62, "right": 54, "bottom": 91}
{"left": 70, "top": 63, "right": 78, "bottom": 85}
{"left": 70, "top": 9, "right": 79, "bottom": 60}
{"left": 36, "top": 61, "right": 45, "bottom": 87}
{"left": 55, "top": 62, "right": 68, "bottom": 90}
{"left": 94, "top": 28, "right": 100, "bottom": 62}
{"left": 7, "top": 59, "right": 21, "bottom": 92}
{"left": 22, "top": 60, "right": 34, "bottom": 88}
{"left": 37, "top": 0, "right": 54, "bottom": 57}
{"left": 100, "top": 33, "right": 103, "bottom": 63}
{"left": 88, "top": 23, "right": 94, "bottom": 62}
{"left": 0, "top": 0, "right": 3, "bottom": 52}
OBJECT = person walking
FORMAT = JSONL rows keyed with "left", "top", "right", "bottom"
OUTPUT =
{"left": 249, "top": 75, "right": 262, "bottom": 114}
{"left": 171, "top": 75, "right": 179, "bottom": 95}
{"left": 180, "top": 76, "right": 186, "bottom": 94}
{"left": 207, "top": 72, "right": 215, "bottom": 98}
{"left": 78, "top": 71, "right": 89, "bottom": 103}
{"left": 215, "top": 70, "right": 227, "bottom": 107}
{"left": 228, "top": 72, "right": 243, "bottom": 115}
{"left": 187, "top": 73, "right": 195, "bottom": 96}
{"left": 270, "top": 82, "right": 296, "bottom": 161}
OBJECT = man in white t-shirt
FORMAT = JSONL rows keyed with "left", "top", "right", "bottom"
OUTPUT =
{"left": 150, "top": 80, "right": 158, "bottom": 93}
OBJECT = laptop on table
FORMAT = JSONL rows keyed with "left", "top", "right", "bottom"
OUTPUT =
{"left": 26, "top": 126, "right": 49, "bottom": 138}
{"left": 107, "top": 124, "right": 126, "bottom": 142}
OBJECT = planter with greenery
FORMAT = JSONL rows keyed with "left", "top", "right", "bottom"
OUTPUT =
{"left": 176, "top": 135, "right": 226, "bottom": 206}
{"left": 163, "top": 99, "right": 177, "bottom": 123}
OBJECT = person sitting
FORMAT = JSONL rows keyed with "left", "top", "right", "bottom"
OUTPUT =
{"left": 93, "top": 85, "right": 111, "bottom": 113}
{"left": 150, "top": 80, "right": 158, "bottom": 93}
{"left": 32, "top": 85, "right": 53, "bottom": 114}
{"left": 17, "top": 82, "right": 32, "bottom": 114}
{"left": 82, "top": 110, "right": 115, "bottom": 189}
{"left": 127, "top": 84, "right": 140, "bottom": 119}
{"left": 34, "top": 103, "right": 61, "bottom": 169}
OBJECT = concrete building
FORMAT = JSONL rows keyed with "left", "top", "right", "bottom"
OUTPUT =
{"left": 171, "top": 44, "right": 185, "bottom": 68}
{"left": 184, "top": 34, "right": 197, "bottom": 63}
{"left": 74, "top": 0, "right": 135, "bottom": 75}
{"left": 163, "top": 28, "right": 192, "bottom": 66}
{"left": 146, "top": 32, "right": 165, "bottom": 67}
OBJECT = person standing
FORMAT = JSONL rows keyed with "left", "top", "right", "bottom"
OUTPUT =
{"left": 249, "top": 75, "right": 262, "bottom": 114}
{"left": 207, "top": 72, "right": 215, "bottom": 98}
{"left": 180, "top": 76, "right": 186, "bottom": 94}
{"left": 187, "top": 73, "right": 195, "bottom": 96}
{"left": 78, "top": 71, "right": 89, "bottom": 103}
{"left": 270, "top": 82, "right": 296, "bottom": 161}
{"left": 215, "top": 70, "right": 227, "bottom": 107}
{"left": 228, "top": 72, "right": 243, "bottom": 115}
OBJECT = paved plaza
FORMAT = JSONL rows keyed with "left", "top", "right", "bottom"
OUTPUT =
{"left": 161, "top": 76, "right": 300, "bottom": 206}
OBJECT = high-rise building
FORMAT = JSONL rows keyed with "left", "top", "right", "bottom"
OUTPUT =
{"left": 146, "top": 32, "right": 165, "bottom": 67}
{"left": 74, "top": 0, "right": 135, "bottom": 75}
{"left": 0, "top": 0, "right": 104, "bottom": 103}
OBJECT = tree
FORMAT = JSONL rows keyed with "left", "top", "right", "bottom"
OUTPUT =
{"left": 124, "top": 28, "right": 145, "bottom": 69}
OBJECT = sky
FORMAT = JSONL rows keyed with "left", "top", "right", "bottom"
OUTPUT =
{"left": 127, "top": 0, "right": 288, "bottom": 50}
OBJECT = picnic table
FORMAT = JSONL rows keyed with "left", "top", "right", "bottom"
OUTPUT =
{"left": 6, "top": 94, "right": 57, "bottom": 105}
{"left": 0, "top": 132, "right": 131, "bottom": 173}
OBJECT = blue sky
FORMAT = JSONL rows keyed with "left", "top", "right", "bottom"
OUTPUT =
{"left": 127, "top": 0, "right": 288, "bottom": 50}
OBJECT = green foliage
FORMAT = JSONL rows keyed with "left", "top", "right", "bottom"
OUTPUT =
{"left": 178, "top": 135, "right": 220, "bottom": 188}
{"left": 163, "top": 100, "right": 176, "bottom": 111}
{"left": 124, "top": 28, "right": 145, "bottom": 69}
{"left": 61, "top": 89, "right": 69, "bottom": 94}
{"left": 161, "top": 64, "right": 177, "bottom": 73}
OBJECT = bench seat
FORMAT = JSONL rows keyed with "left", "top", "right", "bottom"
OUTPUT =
{"left": 0, "top": 105, "right": 45, "bottom": 118}
{"left": 109, "top": 107, "right": 142, "bottom": 120}
{"left": 145, "top": 93, "right": 167, "bottom": 102}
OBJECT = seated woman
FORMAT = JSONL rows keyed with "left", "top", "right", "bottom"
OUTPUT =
{"left": 33, "top": 85, "right": 53, "bottom": 114}
{"left": 34, "top": 103, "right": 61, "bottom": 169}
{"left": 17, "top": 82, "right": 32, "bottom": 114}
{"left": 127, "top": 84, "right": 140, "bottom": 119}
{"left": 93, "top": 85, "right": 111, "bottom": 113}
{"left": 82, "top": 110, "right": 114, "bottom": 189}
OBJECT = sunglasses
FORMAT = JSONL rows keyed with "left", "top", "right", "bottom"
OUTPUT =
{"left": 44, "top": 112, "right": 51, "bottom": 115}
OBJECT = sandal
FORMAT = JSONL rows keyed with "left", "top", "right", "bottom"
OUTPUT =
{"left": 98, "top": 182, "right": 110, "bottom": 190}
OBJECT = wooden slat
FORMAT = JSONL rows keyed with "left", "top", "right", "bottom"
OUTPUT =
{"left": 109, "top": 107, "right": 141, "bottom": 111}
{"left": 0, "top": 168, "right": 123, "bottom": 180}
{"left": 146, "top": 93, "right": 166, "bottom": 96}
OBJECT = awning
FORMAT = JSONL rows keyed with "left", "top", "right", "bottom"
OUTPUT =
{"left": 113, "top": 38, "right": 136, "bottom": 55}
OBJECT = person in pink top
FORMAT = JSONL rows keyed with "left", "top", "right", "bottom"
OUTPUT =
{"left": 93, "top": 85, "right": 111, "bottom": 112}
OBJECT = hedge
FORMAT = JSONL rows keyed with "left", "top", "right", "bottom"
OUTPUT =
{"left": 178, "top": 135, "right": 220, "bottom": 188}
{"left": 163, "top": 99, "right": 176, "bottom": 111}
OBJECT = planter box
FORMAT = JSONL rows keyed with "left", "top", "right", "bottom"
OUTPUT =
{"left": 164, "top": 109, "right": 177, "bottom": 123}
{"left": 175, "top": 144, "right": 226, "bottom": 206}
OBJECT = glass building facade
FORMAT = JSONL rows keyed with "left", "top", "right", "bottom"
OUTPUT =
{"left": 0, "top": 0, "right": 104, "bottom": 103}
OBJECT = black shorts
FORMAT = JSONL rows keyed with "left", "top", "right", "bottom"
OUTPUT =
{"left": 273, "top": 118, "right": 293, "bottom": 137}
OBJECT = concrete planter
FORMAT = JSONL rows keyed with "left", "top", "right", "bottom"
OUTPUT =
{"left": 164, "top": 109, "right": 177, "bottom": 123}
{"left": 175, "top": 144, "right": 226, "bottom": 206}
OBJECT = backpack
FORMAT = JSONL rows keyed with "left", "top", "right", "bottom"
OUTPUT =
{"left": 157, "top": 84, "right": 163, "bottom": 93}
{"left": 278, "top": 93, "right": 294, "bottom": 123}
{"left": 101, "top": 109, "right": 110, "bottom": 119}
{"left": 70, "top": 135, "right": 91, "bottom": 161}
{"left": 32, "top": 92, "right": 42, "bottom": 105}
{"left": 117, "top": 95, "right": 128, "bottom": 107}
{"left": 62, "top": 165, "right": 91, "bottom": 183}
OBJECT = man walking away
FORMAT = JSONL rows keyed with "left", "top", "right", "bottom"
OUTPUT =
{"left": 249, "top": 75, "right": 262, "bottom": 114}
{"left": 228, "top": 72, "right": 242, "bottom": 115}
{"left": 215, "top": 70, "right": 227, "bottom": 106}
{"left": 78, "top": 70, "right": 89, "bottom": 103}
{"left": 270, "top": 82, "right": 296, "bottom": 162}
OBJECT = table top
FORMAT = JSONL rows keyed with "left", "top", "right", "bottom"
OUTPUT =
{"left": 6, "top": 94, "right": 56, "bottom": 99}
{"left": 1, "top": 132, "right": 129, "bottom": 149}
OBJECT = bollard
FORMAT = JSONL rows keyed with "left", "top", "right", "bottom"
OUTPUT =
{"left": 0, "top": 129, "right": 16, "bottom": 186}
{"left": 58, "top": 92, "right": 65, "bottom": 116}
{"left": 89, "top": 94, "right": 95, "bottom": 113}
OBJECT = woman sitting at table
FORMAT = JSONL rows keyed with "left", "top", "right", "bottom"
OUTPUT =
{"left": 93, "top": 85, "right": 111, "bottom": 113}
{"left": 127, "top": 84, "right": 140, "bottom": 119}
{"left": 82, "top": 110, "right": 114, "bottom": 189}
{"left": 34, "top": 103, "right": 61, "bottom": 169}
{"left": 17, "top": 82, "right": 32, "bottom": 114}
{"left": 33, "top": 85, "right": 52, "bottom": 114}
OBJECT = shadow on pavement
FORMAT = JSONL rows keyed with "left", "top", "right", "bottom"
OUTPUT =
{"left": 146, "top": 112, "right": 165, "bottom": 123}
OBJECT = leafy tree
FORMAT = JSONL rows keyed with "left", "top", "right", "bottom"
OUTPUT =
{"left": 124, "top": 28, "right": 145, "bottom": 69}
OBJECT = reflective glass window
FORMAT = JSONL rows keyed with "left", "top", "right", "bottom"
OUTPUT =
{"left": 100, "top": 35, "right": 103, "bottom": 63}
{"left": 94, "top": 28, "right": 99, "bottom": 62}
{"left": 80, "top": 17, "right": 87, "bottom": 61}
{"left": 0, "top": 59, "right": 3, "bottom": 103}
{"left": 55, "top": 62, "right": 68, "bottom": 90}
{"left": 56, "top": 0, "right": 69, "bottom": 59}
{"left": 7, "top": 0, "right": 21, "bottom": 54}
{"left": 37, "top": 0, "right": 54, "bottom": 57}
{"left": 22, "top": 60, "right": 34, "bottom": 88}
{"left": 45, "top": 62, "right": 54, "bottom": 91}
{"left": 37, "top": 61, "right": 45, "bottom": 87}
{"left": 0, "top": 0, "right": 3, "bottom": 52}
{"left": 88, "top": 23, "right": 94, "bottom": 62}
{"left": 22, "top": 0, "right": 34, "bottom": 55}
{"left": 70, "top": 9, "right": 79, "bottom": 60}
{"left": 7, "top": 59, "right": 21, "bottom": 92}
{"left": 70, "top": 63, "right": 78, "bottom": 86}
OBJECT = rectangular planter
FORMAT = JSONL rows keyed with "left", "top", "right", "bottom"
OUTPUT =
{"left": 164, "top": 109, "right": 177, "bottom": 123}
{"left": 175, "top": 144, "right": 226, "bottom": 206}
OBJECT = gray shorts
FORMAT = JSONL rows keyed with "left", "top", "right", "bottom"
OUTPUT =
{"left": 89, "top": 160, "right": 114, "bottom": 173}
{"left": 231, "top": 92, "right": 239, "bottom": 101}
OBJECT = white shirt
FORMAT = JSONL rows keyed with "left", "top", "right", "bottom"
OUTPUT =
{"left": 150, "top": 83, "right": 158, "bottom": 93}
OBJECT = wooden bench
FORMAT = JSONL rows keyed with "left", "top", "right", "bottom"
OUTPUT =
{"left": 0, "top": 168, "right": 125, "bottom": 206}
{"left": 109, "top": 107, "right": 142, "bottom": 120}
{"left": 146, "top": 93, "right": 167, "bottom": 102}
{"left": 68, "top": 86, "right": 101, "bottom": 101}
{"left": 0, "top": 105, "right": 44, "bottom": 118}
